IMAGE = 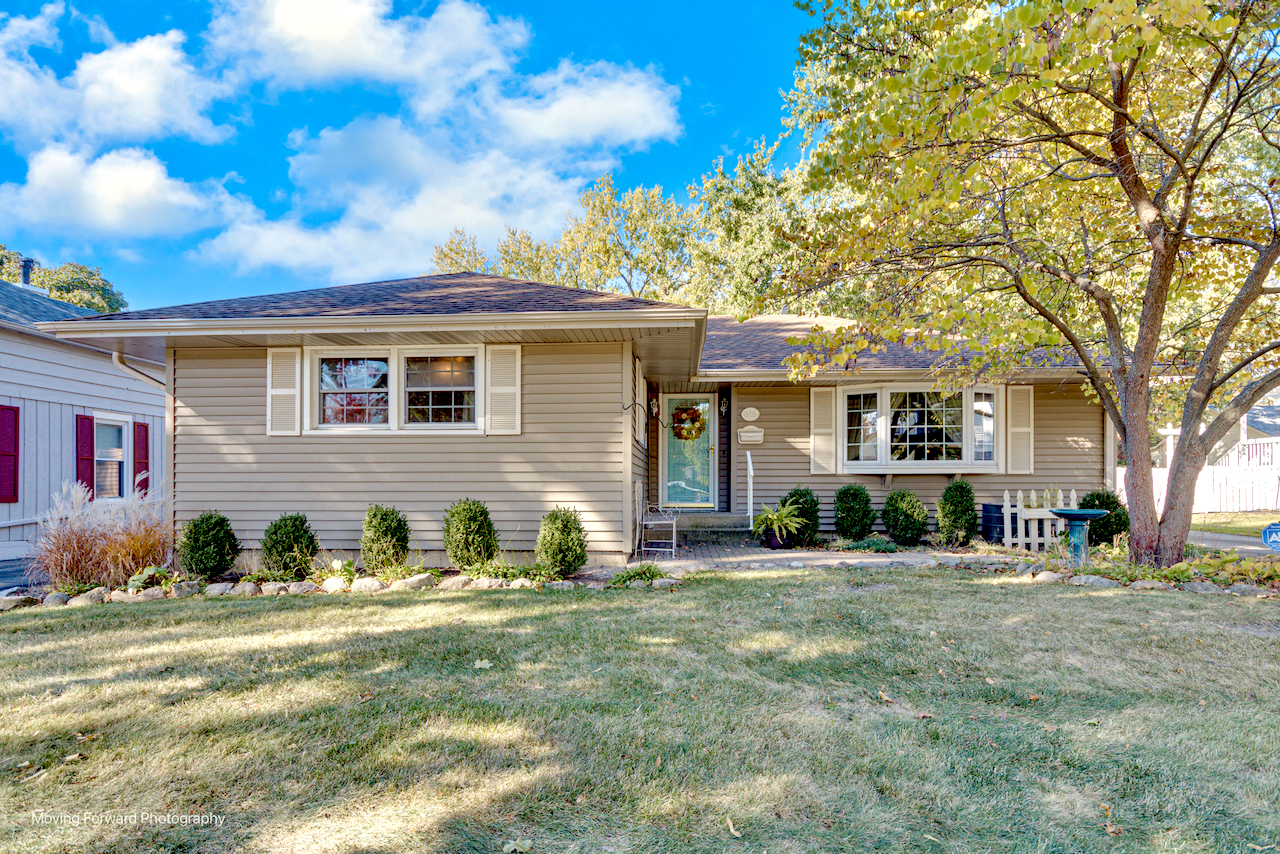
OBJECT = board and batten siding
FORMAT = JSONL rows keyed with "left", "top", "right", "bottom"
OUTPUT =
{"left": 172, "top": 343, "right": 631, "bottom": 563}
{"left": 731, "top": 383, "right": 1105, "bottom": 529}
{"left": 0, "top": 328, "right": 165, "bottom": 551}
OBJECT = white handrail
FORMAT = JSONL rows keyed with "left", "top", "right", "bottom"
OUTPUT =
{"left": 745, "top": 451, "right": 755, "bottom": 529}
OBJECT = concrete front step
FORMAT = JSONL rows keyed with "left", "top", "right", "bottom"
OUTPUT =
{"left": 669, "top": 512, "right": 751, "bottom": 531}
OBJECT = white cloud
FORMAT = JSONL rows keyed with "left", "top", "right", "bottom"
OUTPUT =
{"left": 0, "top": 146, "right": 247, "bottom": 237}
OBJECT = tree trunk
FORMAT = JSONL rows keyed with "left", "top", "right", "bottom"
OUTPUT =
{"left": 1156, "top": 437, "right": 1207, "bottom": 567}
{"left": 1123, "top": 438, "right": 1161, "bottom": 565}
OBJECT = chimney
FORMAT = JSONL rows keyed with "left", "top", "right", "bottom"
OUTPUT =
{"left": 19, "top": 258, "right": 34, "bottom": 286}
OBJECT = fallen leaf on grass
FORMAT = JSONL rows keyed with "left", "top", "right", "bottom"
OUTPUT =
{"left": 474, "top": 660, "right": 493, "bottom": 670}
{"left": 62, "top": 753, "right": 85, "bottom": 763}
{"left": 915, "top": 712, "right": 935, "bottom": 720}
{"left": 75, "top": 733, "right": 99, "bottom": 744}
{"left": 985, "top": 678, "right": 996, "bottom": 685}
{"left": 1028, "top": 694, "right": 1040, "bottom": 701}
{"left": 727, "top": 817, "right": 742, "bottom": 838}
{"left": 18, "top": 768, "right": 46, "bottom": 784}
{"left": 1103, "top": 821, "right": 1123, "bottom": 837}
{"left": 1246, "top": 844, "right": 1276, "bottom": 851}
{"left": 877, "top": 691, "right": 895, "bottom": 704}
{"left": 357, "top": 693, "right": 374, "bottom": 703}
{"left": 1043, "top": 725, "right": 1059, "bottom": 732}
{"left": 502, "top": 839, "right": 533, "bottom": 853}
{"left": 1084, "top": 719, "right": 1100, "bottom": 726}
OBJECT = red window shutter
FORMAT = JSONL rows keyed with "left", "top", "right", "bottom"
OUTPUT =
{"left": 0, "top": 405, "right": 18, "bottom": 504}
{"left": 76, "top": 414, "right": 95, "bottom": 499}
{"left": 133, "top": 422, "right": 150, "bottom": 494}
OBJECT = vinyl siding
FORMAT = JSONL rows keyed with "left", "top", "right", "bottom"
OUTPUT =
{"left": 0, "top": 328, "right": 165, "bottom": 549}
{"left": 731, "top": 383, "right": 1106, "bottom": 528}
{"left": 172, "top": 344, "right": 628, "bottom": 562}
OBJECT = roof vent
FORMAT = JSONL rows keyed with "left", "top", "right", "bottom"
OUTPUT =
{"left": 19, "top": 258, "right": 34, "bottom": 286}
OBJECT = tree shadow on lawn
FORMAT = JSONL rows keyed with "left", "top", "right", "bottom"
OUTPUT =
{"left": 1, "top": 578, "right": 1278, "bottom": 853}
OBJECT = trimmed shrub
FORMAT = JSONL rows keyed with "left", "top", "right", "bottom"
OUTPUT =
{"left": 535, "top": 506, "right": 588, "bottom": 577}
{"left": 831, "top": 534, "right": 898, "bottom": 553}
{"left": 881, "top": 489, "right": 929, "bottom": 546}
{"left": 442, "top": 499, "right": 499, "bottom": 568}
{"left": 177, "top": 510, "right": 241, "bottom": 580}
{"left": 259, "top": 513, "right": 319, "bottom": 581}
{"left": 782, "top": 485, "right": 821, "bottom": 547}
{"left": 361, "top": 504, "right": 411, "bottom": 571}
{"left": 834, "top": 483, "right": 876, "bottom": 540}
{"left": 1079, "top": 490, "right": 1130, "bottom": 546}
{"left": 935, "top": 478, "right": 978, "bottom": 547}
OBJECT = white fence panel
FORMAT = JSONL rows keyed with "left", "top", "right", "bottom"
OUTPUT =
{"left": 1002, "top": 488, "right": 1077, "bottom": 550}
{"left": 1117, "top": 466, "right": 1280, "bottom": 514}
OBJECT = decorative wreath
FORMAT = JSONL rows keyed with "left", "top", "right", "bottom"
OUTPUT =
{"left": 670, "top": 405, "right": 708, "bottom": 441}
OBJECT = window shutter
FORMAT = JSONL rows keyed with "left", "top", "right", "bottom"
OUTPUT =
{"left": 810, "top": 387, "right": 837, "bottom": 474}
{"left": 266, "top": 349, "right": 302, "bottom": 436}
{"left": 0, "top": 405, "right": 17, "bottom": 504}
{"left": 76, "top": 414, "right": 95, "bottom": 499}
{"left": 133, "top": 422, "right": 150, "bottom": 495}
{"left": 486, "top": 345, "right": 521, "bottom": 435}
{"left": 1006, "top": 385, "right": 1034, "bottom": 474}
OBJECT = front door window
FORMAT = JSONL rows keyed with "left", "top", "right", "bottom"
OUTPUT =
{"left": 663, "top": 396, "right": 715, "bottom": 507}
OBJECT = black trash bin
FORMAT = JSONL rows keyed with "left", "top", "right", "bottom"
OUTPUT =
{"left": 981, "top": 503, "right": 1014, "bottom": 544}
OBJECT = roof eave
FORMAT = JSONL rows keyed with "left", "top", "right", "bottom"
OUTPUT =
{"left": 693, "top": 366, "right": 1088, "bottom": 382}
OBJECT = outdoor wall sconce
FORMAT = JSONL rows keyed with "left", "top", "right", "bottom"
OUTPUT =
{"left": 719, "top": 397, "right": 729, "bottom": 415}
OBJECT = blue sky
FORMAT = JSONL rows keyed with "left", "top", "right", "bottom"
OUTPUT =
{"left": 0, "top": 1, "right": 812, "bottom": 310}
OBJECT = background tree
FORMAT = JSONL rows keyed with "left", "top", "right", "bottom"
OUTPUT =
{"left": 774, "top": 0, "right": 1280, "bottom": 567}
{"left": 0, "top": 246, "right": 127, "bottom": 313}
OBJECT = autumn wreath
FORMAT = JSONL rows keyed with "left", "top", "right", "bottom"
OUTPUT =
{"left": 670, "top": 405, "right": 708, "bottom": 441}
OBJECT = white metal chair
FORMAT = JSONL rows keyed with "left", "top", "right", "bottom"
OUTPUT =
{"left": 640, "top": 504, "right": 677, "bottom": 559}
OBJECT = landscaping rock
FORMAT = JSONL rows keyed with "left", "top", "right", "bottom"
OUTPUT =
{"left": 42, "top": 592, "right": 70, "bottom": 607}
{"left": 141, "top": 586, "right": 166, "bottom": 601}
{"left": 509, "top": 578, "right": 535, "bottom": 589}
{"left": 204, "top": 582, "right": 235, "bottom": 597}
{"left": 583, "top": 581, "right": 607, "bottom": 590}
{"left": 1130, "top": 579, "right": 1173, "bottom": 591}
{"left": 436, "top": 574, "right": 473, "bottom": 591}
{"left": 319, "top": 577, "right": 347, "bottom": 593}
{"left": 260, "top": 582, "right": 290, "bottom": 596}
{"left": 652, "top": 578, "right": 679, "bottom": 589}
{"left": 544, "top": 580, "right": 576, "bottom": 590}
{"left": 468, "top": 577, "right": 506, "bottom": 590}
{"left": 229, "top": 582, "right": 260, "bottom": 596}
{"left": 1032, "top": 571, "right": 1068, "bottom": 583}
{"left": 1068, "top": 574, "right": 1121, "bottom": 588}
{"left": 1180, "top": 581, "right": 1226, "bottom": 594}
{"left": 350, "top": 577, "right": 388, "bottom": 593}
{"left": 628, "top": 579, "right": 648, "bottom": 589}
{"left": 67, "top": 587, "right": 108, "bottom": 606}
{"left": 1014, "top": 562, "right": 1033, "bottom": 575}
{"left": 1227, "top": 583, "right": 1273, "bottom": 597}
{"left": 789, "top": 561, "right": 805, "bottom": 568}
{"left": 388, "top": 574, "right": 435, "bottom": 591}
{"left": 0, "top": 595, "right": 40, "bottom": 611}
{"left": 170, "top": 581, "right": 200, "bottom": 598}
{"left": 287, "top": 581, "right": 320, "bottom": 595}
{"left": 833, "top": 561, "right": 852, "bottom": 568}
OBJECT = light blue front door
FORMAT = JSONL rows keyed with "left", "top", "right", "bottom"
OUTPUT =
{"left": 661, "top": 395, "right": 715, "bottom": 508}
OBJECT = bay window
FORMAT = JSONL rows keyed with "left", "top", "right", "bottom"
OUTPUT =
{"left": 840, "top": 386, "right": 1003, "bottom": 472}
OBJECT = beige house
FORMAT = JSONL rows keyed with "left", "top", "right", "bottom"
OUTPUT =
{"left": 41, "top": 273, "right": 1113, "bottom": 564}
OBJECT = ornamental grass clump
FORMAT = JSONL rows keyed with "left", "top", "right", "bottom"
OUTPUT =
{"left": 781, "top": 485, "right": 822, "bottom": 546}
{"left": 361, "top": 504, "right": 411, "bottom": 571}
{"left": 442, "top": 499, "right": 499, "bottom": 569}
{"left": 259, "top": 513, "right": 319, "bottom": 581}
{"left": 834, "top": 483, "right": 876, "bottom": 540}
{"left": 935, "top": 478, "right": 978, "bottom": 547}
{"left": 535, "top": 506, "right": 588, "bottom": 577}
{"left": 881, "top": 489, "right": 929, "bottom": 546}
{"left": 176, "top": 510, "right": 241, "bottom": 580}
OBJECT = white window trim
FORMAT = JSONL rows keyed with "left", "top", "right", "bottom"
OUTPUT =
{"left": 302, "top": 346, "right": 486, "bottom": 436}
{"left": 838, "top": 383, "right": 1006, "bottom": 475}
{"left": 91, "top": 412, "right": 133, "bottom": 501}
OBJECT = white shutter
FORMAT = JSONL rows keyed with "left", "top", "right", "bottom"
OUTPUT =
{"left": 266, "top": 349, "right": 301, "bottom": 436}
{"left": 1006, "top": 385, "right": 1034, "bottom": 474}
{"left": 486, "top": 345, "right": 521, "bottom": 435}
{"left": 810, "top": 387, "right": 837, "bottom": 474}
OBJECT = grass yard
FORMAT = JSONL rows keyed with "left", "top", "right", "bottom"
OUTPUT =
{"left": 1190, "top": 511, "right": 1280, "bottom": 539}
{"left": 2, "top": 567, "right": 1279, "bottom": 853}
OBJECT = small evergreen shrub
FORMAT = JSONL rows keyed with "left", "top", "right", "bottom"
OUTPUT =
{"left": 830, "top": 534, "right": 898, "bottom": 553}
{"left": 834, "top": 483, "right": 876, "bottom": 540}
{"left": 259, "top": 513, "right": 319, "bottom": 581}
{"left": 936, "top": 478, "right": 978, "bottom": 547}
{"left": 360, "top": 504, "right": 411, "bottom": 571}
{"left": 1079, "top": 490, "right": 1130, "bottom": 546}
{"left": 176, "top": 510, "right": 241, "bottom": 580}
{"left": 535, "top": 506, "right": 588, "bottom": 577}
{"left": 782, "top": 485, "right": 821, "bottom": 546}
{"left": 881, "top": 489, "right": 929, "bottom": 546}
{"left": 442, "top": 499, "right": 499, "bottom": 568}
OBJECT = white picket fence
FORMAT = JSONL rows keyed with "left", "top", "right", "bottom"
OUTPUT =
{"left": 1001, "top": 489, "right": 1078, "bottom": 551}
{"left": 1212, "top": 436, "right": 1280, "bottom": 467}
{"left": 1117, "top": 465, "right": 1280, "bottom": 514}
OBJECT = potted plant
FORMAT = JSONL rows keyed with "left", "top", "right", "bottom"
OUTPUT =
{"left": 753, "top": 501, "right": 803, "bottom": 549}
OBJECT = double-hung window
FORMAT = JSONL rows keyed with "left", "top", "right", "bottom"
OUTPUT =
{"left": 94, "top": 421, "right": 126, "bottom": 499}
{"left": 840, "top": 386, "right": 1003, "bottom": 473}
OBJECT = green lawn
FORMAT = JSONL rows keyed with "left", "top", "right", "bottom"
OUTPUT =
{"left": 2, "top": 567, "right": 1278, "bottom": 853}
{"left": 1190, "top": 511, "right": 1280, "bottom": 539}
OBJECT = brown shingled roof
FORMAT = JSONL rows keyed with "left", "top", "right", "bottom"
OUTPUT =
{"left": 71, "top": 272, "right": 684, "bottom": 322}
{"left": 700, "top": 315, "right": 948, "bottom": 372}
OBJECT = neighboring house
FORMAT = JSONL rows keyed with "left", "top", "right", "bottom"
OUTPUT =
{"left": 1, "top": 275, "right": 166, "bottom": 561}
{"left": 41, "top": 273, "right": 1111, "bottom": 564}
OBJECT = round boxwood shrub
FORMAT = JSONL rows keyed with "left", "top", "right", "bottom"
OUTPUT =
{"left": 781, "top": 485, "right": 821, "bottom": 547}
{"left": 361, "top": 504, "right": 411, "bottom": 571}
{"left": 535, "top": 506, "right": 588, "bottom": 577}
{"left": 176, "top": 510, "right": 241, "bottom": 580}
{"left": 442, "top": 498, "right": 499, "bottom": 568}
{"left": 259, "top": 513, "right": 319, "bottom": 580}
{"left": 1079, "top": 490, "right": 1130, "bottom": 546}
{"left": 834, "top": 483, "right": 876, "bottom": 540}
{"left": 935, "top": 478, "right": 978, "bottom": 547}
{"left": 881, "top": 489, "right": 929, "bottom": 546}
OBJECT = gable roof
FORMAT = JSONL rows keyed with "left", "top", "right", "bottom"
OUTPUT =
{"left": 0, "top": 280, "right": 95, "bottom": 329}
{"left": 72, "top": 272, "right": 683, "bottom": 322}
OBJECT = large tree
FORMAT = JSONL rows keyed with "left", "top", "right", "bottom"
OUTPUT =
{"left": 0, "top": 246, "right": 127, "bottom": 313}
{"left": 777, "top": 0, "right": 1280, "bottom": 566}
